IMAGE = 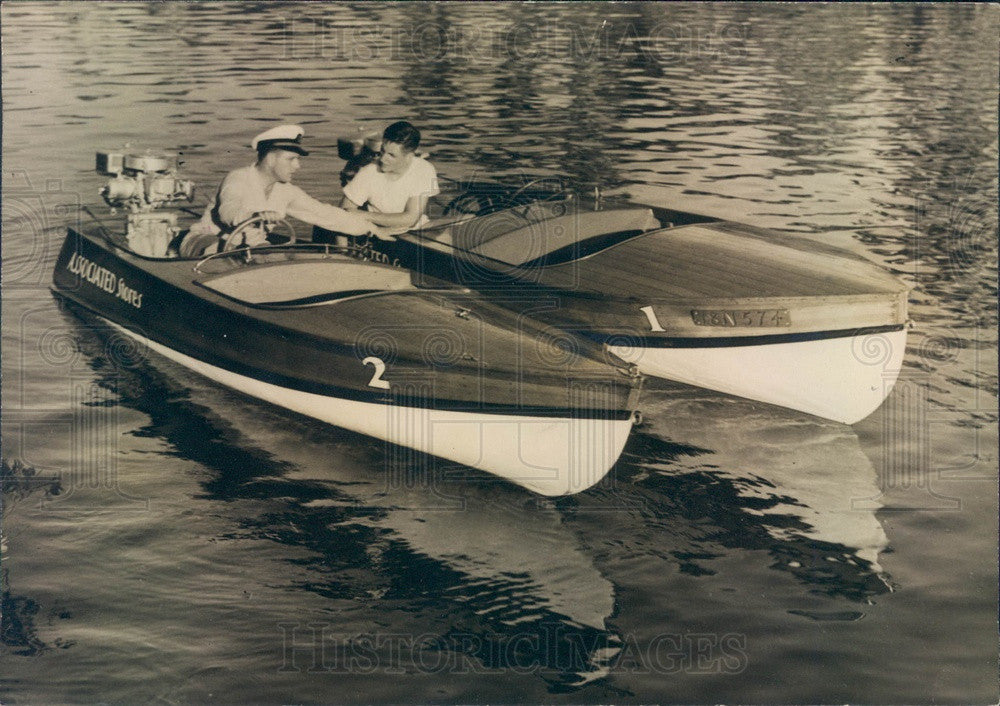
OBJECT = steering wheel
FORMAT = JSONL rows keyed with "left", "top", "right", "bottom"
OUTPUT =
{"left": 443, "top": 192, "right": 497, "bottom": 217}
{"left": 223, "top": 213, "right": 297, "bottom": 252}
{"left": 505, "top": 177, "right": 566, "bottom": 206}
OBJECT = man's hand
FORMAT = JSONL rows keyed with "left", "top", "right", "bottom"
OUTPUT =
{"left": 254, "top": 210, "right": 283, "bottom": 224}
{"left": 370, "top": 225, "right": 397, "bottom": 241}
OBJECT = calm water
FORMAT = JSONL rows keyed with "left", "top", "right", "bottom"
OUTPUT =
{"left": 2, "top": 2, "right": 997, "bottom": 703}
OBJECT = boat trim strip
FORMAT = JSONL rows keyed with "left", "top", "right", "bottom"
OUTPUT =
{"left": 580, "top": 324, "right": 906, "bottom": 349}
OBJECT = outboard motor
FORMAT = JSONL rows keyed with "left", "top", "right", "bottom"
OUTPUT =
{"left": 96, "top": 150, "right": 195, "bottom": 257}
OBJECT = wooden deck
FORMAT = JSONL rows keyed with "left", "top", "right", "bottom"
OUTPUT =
{"left": 535, "top": 222, "right": 907, "bottom": 300}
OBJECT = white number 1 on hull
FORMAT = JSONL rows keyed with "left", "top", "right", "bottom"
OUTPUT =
{"left": 639, "top": 305, "right": 666, "bottom": 332}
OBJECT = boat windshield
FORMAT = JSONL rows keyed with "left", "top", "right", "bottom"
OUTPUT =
{"left": 410, "top": 200, "right": 662, "bottom": 267}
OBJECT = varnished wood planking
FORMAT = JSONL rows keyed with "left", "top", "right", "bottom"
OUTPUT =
{"left": 541, "top": 240, "right": 827, "bottom": 299}
{"left": 659, "top": 236, "right": 862, "bottom": 296}
{"left": 642, "top": 229, "right": 890, "bottom": 296}
{"left": 537, "top": 223, "right": 906, "bottom": 299}
{"left": 522, "top": 287, "right": 905, "bottom": 333}
{"left": 697, "top": 226, "right": 904, "bottom": 290}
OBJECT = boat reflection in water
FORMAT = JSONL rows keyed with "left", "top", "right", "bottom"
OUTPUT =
{"left": 611, "top": 383, "right": 892, "bottom": 610}
{"left": 60, "top": 310, "right": 624, "bottom": 688}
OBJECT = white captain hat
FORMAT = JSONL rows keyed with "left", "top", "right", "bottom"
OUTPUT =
{"left": 251, "top": 124, "right": 309, "bottom": 155}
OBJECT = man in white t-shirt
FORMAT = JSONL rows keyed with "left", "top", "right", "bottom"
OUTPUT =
{"left": 180, "top": 125, "right": 377, "bottom": 256}
{"left": 340, "top": 121, "right": 439, "bottom": 231}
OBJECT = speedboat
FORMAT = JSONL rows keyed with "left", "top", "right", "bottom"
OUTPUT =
{"left": 321, "top": 174, "right": 909, "bottom": 425}
{"left": 50, "top": 151, "right": 643, "bottom": 496}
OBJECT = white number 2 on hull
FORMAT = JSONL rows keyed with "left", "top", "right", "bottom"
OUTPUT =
{"left": 362, "top": 356, "right": 391, "bottom": 389}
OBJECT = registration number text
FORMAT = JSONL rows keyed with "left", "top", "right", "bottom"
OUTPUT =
{"left": 690, "top": 309, "right": 791, "bottom": 327}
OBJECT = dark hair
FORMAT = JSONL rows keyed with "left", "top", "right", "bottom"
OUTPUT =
{"left": 256, "top": 144, "right": 274, "bottom": 162}
{"left": 383, "top": 121, "right": 420, "bottom": 152}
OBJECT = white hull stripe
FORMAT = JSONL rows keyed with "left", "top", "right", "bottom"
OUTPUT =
{"left": 104, "top": 320, "right": 634, "bottom": 496}
{"left": 609, "top": 329, "right": 907, "bottom": 424}
{"left": 583, "top": 324, "right": 905, "bottom": 349}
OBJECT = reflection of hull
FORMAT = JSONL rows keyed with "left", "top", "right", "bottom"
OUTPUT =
{"left": 51, "top": 227, "right": 641, "bottom": 496}
{"left": 629, "top": 389, "right": 892, "bottom": 592}
{"left": 610, "top": 328, "right": 907, "bottom": 424}
{"left": 77, "top": 338, "right": 621, "bottom": 681}
{"left": 379, "top": 502, "right": 616, "bottom": 631}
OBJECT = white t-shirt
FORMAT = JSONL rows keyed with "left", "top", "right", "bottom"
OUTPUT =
{"left": 342, "top": 157, "right": 439, "bottom": 217}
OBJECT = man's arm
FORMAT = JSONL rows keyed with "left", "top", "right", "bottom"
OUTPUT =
{"left": 340, "top": 166, "right": 371, "bottom": 213}
{"left": 286, "top": 188, "right": 374, "bottom": 236}
{"left": 358, "top": 193, "right": 428, "bottom": 229}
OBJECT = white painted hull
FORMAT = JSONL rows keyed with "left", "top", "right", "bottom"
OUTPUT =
{"left": 110, "top": 322, "right": 634, "bottom": 496}
{"left": 610, "top": 328, "right": 906, "bottom": 424}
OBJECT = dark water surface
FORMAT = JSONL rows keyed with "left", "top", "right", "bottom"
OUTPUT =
{"left": 2, "top": 3, "right": 997, "bottom": 703}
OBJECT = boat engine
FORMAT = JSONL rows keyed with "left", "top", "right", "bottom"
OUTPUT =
{"left": 96, "top": 150, "right": 195, "bottom": 257}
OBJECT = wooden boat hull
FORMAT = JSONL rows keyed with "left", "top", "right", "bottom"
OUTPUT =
{"left": 52, "top": 228, "right": 641, "bottom": 495}
{"left": 319, "top": 185, "right": 910, "bottom": 423}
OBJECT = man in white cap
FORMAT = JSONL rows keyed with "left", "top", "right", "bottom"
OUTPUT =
{"left": 180, "top": 125, "right": 378, "bottom": 255}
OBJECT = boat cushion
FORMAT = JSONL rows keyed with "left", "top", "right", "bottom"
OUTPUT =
{"left": 456, "top": 207, "right": 661, "bottom": 265}
{"left": 199, "top": 259, "right": 413, "bottom": 304}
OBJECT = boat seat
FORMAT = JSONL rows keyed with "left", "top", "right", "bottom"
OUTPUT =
{"left": 466, "top": 208, "right": 661, "bottom": 265}
{"left": 198, "top": 259, "right": 414, "bottom": 305}
{"left": 178, "top": 230, "right": 220, "bottom": 258}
